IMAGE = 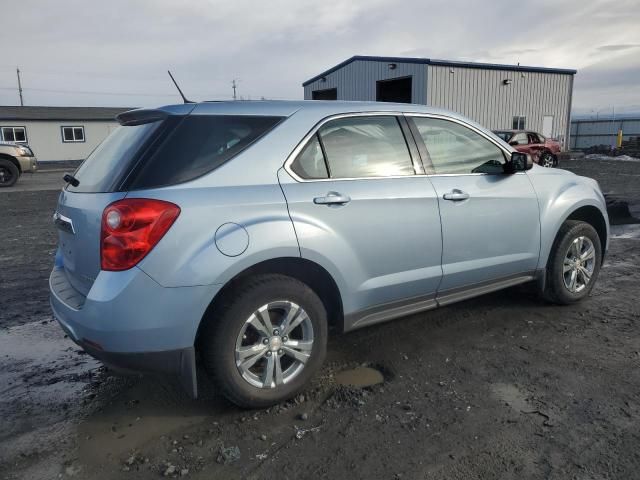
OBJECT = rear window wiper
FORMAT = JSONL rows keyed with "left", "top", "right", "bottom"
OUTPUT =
{"left": 63, "top": 173, "right": 80, "bottom": 187}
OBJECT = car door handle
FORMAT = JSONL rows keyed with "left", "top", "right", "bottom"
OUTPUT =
{"left": 442, "top": 189, "right": 470, "bottom": 201}
{"left": 313, "top": 192, "right": 351, "bottom": 205}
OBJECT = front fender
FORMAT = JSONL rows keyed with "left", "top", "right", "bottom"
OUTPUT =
{"left": 528, "top": 169, "right": 609, "bottom": 269}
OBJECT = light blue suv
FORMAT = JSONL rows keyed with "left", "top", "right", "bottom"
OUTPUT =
{"left": 50, "top": 101, "right": 608, "bottom": 407}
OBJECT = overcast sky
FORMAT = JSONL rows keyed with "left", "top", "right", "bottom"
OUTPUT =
{"left": 1, "top": 0, "right": 638, "bottom": 116}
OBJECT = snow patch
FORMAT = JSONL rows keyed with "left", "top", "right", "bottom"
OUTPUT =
{"left": 585, "top": 154, "right": 640, "bottom": 162}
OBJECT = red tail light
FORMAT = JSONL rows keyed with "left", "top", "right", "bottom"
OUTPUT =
{"left": 101, "top": 199, "right": 180, "bottom": 271}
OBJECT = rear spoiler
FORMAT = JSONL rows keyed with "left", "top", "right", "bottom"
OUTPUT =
{"left": 116, "top": 109, "right": 169, "bottom": 126}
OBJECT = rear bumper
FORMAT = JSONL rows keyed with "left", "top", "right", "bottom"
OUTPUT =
{"left": 49, "top": 262, "right": 220, "bottom": 398}
{"left": 58, "top": 316, "right": 198, "bottom": 397}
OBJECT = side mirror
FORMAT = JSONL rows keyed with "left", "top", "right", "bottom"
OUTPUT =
{"left": 508, "top": 152, "right": 533, "bottom": 172}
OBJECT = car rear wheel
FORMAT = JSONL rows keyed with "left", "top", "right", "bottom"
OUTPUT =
{"left": 544, "top": 220, "right": 602, "bottom": 304}
{"left": 0, "top": 159, "right": 19, "bottom": 187}
{"left": 540, "top": 152, "right": 556, "bottom": 168}
{"left": 199, "top": 274, "right": 327, "bottom": 408}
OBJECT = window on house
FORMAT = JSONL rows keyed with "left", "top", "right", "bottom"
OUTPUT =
{"left": 1, "top": 126, "right": 27, "bottom": 143}
{"left": 512, "top": 116, "right": 526, "bottom": 130}
{"left": 61, "top": 126, "right": 85, "bottom": 143}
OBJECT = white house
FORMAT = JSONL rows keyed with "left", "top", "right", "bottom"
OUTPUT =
{"left": 0, "top": 106, "right": 131, "bottom": 161}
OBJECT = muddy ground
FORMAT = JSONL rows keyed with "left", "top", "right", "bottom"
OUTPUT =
{"left": 1, "top": 161, "right": 639, "bottom": 480}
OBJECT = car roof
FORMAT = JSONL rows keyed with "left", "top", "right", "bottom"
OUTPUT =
{"left": 152, "top": 100, "right": 465, "bottom": 120}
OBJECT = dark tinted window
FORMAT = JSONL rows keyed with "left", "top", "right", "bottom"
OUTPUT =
{"left": 512, "top": 116, "right": 526, "bottom": 129}
{"left": 14, "top": 128, "right": 26, "bottom": 142}
{"left": 317, "top": 116, "right": 414, "bottom": 178}
{"left": 128, "top": 115, "right": 283, "bottom": 189}
{"left": 413, "top": 117, "right": 506, "bottom": 174}
{"left": 290, "top": 134, "right": 329, "bottom": 179}
{"left": 68, "top": 122, "right": 160, "bottom": 192}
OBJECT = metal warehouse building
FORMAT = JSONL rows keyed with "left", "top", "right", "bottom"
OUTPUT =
{"left": 303, "top": 56, "right": 576, "bottom": 148}
{"left": 0, "top": 106, "right": 130, "bottom": 162}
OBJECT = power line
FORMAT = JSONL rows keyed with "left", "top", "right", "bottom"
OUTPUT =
{"left": 0, "top": 86, "right": 231, "bottom": 98}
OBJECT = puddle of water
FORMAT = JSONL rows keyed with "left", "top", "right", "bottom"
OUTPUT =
{"left": 0, "top": 319, "right": 100, "bottom": 463}
{"left": 334, "top": 366, "right": 384, "bottom": 388}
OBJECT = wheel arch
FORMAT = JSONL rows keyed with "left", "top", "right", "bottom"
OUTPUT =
{"left": 565, "top": 205, "right": 608, "bottom": 257}
{"left": 0, "top": 153, "right": 21, "bottom": 173}
{"left": 536, "top": 202, "right": 608, "bottom": 295}
{"left": 195, "top": 256, "right": 345, "bottom": 348}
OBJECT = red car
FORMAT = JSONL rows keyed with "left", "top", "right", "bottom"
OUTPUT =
{"left": 493, "top": 130, "right": 561, "bottom": 167}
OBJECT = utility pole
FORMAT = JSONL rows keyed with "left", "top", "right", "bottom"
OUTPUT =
{"left": 16, "top": 67, "right": 24, "bottom": 106}
{"left": 231, "top": 79, "right": 238, "bottom": 100}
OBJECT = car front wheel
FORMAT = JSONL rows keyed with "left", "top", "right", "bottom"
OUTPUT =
{"left": 199, "top": 274, "right": 327, "bottom": 408}
{"left": 0, "top": 159, "right": 19, "bottom": 187}
{"left": 544, "top": 220, "right": 602, "bottom": 304}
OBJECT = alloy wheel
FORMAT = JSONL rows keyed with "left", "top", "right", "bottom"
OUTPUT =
{"left": 235, "top": 300, "right": 314, "bottom": 389}
{"left": 563, "top": 236, "right": 596, "bottom": 293}
{"left": 541, "top": 154, "right": 554, "bottom": 168}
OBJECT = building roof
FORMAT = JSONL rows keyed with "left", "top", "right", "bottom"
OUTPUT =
{"left": 0, "top": 106, "right": 133, "bottom": 121}
{"left": 302, "top": 55, "right": 577, "bottom": 86}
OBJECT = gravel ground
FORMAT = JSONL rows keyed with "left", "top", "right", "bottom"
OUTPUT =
{"left": 1, "top": 161, "right": 639, "bottom": 479}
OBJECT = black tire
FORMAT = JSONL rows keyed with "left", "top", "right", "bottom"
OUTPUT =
{"left": 198, "top": 274, "right": 328, "bottom": 408}
{"left": 0, "top": 159, "right": 19, "bottom": 187}
{"left": 552, "top": 155, "right": 559, "bottom": 167}
{"left": 544, "top": 220, "right": 602, "bottom": 304}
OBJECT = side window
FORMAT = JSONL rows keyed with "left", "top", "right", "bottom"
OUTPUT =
{"left": 511, "top": 132, "right": 529, "bottom": 145}
{"left": 1, "top": 126, "right": 27, "bottom": 143}
{"left": 412, "top": 117, "right": 507, "bottom": 175}
{"left": 290, "top": 134, "right": 329, "bottom": 179}
{"left": 528, "top": 133, "right": 541, "bottom": 144}
{"left": 317, "top": 116, "right": 414, "bottom": 178}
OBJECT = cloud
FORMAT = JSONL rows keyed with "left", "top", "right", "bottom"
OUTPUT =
{"left": 0, "top": 0, "right": 638, "bottom": 113}
{"left": 596, "top": 44, "right": 640, "bottom": 52}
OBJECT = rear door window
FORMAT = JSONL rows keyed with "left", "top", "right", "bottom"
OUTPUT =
{"left": 127, "top": 115, "right": 283, "bottom": 190}
{"left": 290, "top": 134, "right": 329, "bottom": 179}
{"left": 317, "top": 116, "right": 414, "bottom": 178}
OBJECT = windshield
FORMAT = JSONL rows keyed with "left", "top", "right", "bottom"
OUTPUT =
{"left": 493, "top": 131, "right": 513, "bottom": 143}
{"left": 67, "top": 122, "right": 160, "bottom": 193}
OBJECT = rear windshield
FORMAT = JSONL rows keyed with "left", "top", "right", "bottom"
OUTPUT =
{"left": 68, "top": 122, "right": 160, "bottom": 193}
{"left": 125, "top": 115, "right": 284, "bottom": 190}
{"left": 68, "top": 114, "right": 283, "bottom": 193}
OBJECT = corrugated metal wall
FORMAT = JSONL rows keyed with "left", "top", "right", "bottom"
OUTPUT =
{"left": 303, "top": 60, "right": 427, "bottom": 104}
{"left": 570, "top": 118, "right": 640, "bottom": 149}
{"left": 427, "top": 65, "right": 573, "bottom": 147}
{"left": 304, "top": 60, "right": 574, "bottom": 148}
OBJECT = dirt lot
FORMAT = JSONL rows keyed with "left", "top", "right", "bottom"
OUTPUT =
{"left": 1, "top": 160, "right": 639, "bottom": 480}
